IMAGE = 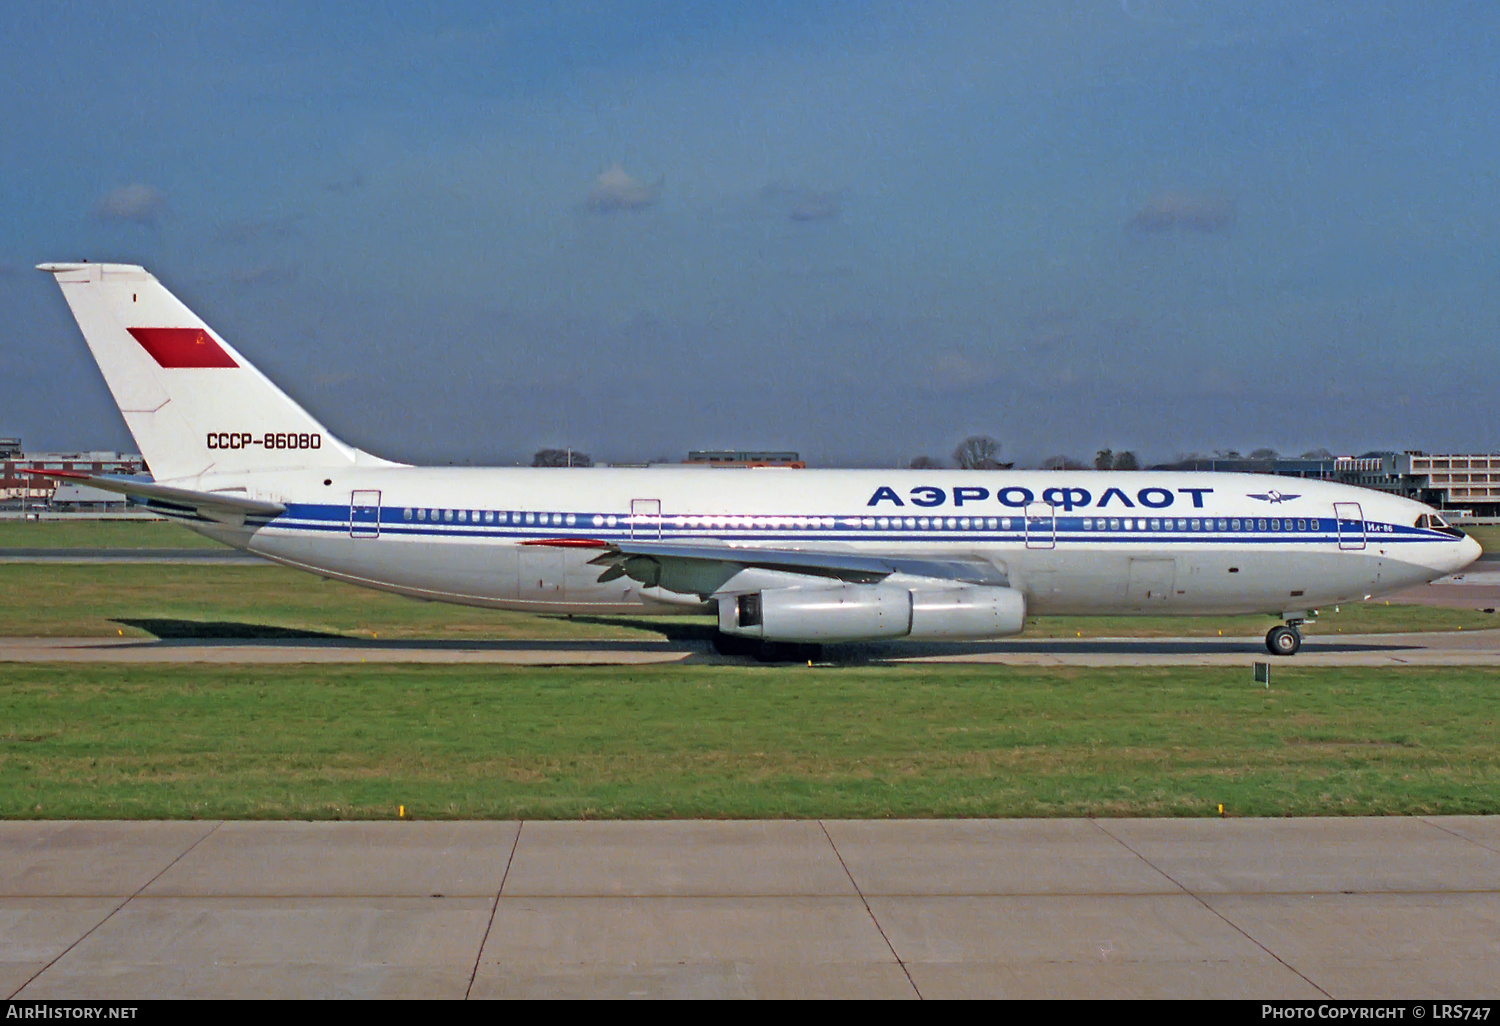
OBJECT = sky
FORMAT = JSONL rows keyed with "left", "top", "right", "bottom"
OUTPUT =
{"left": 2, "top": 0, "right": 1497, "bottom": 467}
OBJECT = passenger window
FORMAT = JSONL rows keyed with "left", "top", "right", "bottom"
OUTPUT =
{"left": 1258, "top": 519, "right": 1267, "bottom": 531}
{"left": 1001, "top": 517, "right": 1012, "bottom": 530}
{"left": 1297, "top": 519, "right": 1306, "bottom": 531}
{"left": 1082, "top": 518, "right": 1092, "bottom": 530}
{"left": 904, "top": 518, "right": 916, "bottom": 529}
{"left": 444, "top": 510, "right": 453, "bottom": 522}
{"left": 1310, "top": 519, "right": 1319, "bottom": 530}
{"left": 987, "top": 518, "right": 998, "bottom": 530}
{"left": 1109, "top": 518, "right": 1120, "bottom": 531}
{"left": 417, "top": 509, "right": 426, "bottom": 521}
{"left": 458, "top": 510, "right": 467, "bottom": 522}
{"left": 566, "top": 513, "right": 577, "bottom": 526}
{"left": 1149, "top": 519, "right": 1160, "bottom": 531}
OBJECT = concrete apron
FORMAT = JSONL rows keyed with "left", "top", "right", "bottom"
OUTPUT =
{"left": 4, "top": 817, "right": 1499, "bottom": 999}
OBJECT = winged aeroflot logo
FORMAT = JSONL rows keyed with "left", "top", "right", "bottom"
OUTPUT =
{"left": 1247, "top": 490, "right": 1300, "bottom": 504}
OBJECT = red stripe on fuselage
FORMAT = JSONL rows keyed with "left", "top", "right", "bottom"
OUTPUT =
{"left": 127, "top": 327, "right": 239, "bottom": 368}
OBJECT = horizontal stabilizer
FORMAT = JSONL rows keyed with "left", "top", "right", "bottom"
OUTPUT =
{"left": 20, "top": 468, "right": 284, "bottom": 520}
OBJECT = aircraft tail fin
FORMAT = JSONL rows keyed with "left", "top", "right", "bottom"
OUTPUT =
{"left": 37, "top": 262, "right": 396, "bottom": 482}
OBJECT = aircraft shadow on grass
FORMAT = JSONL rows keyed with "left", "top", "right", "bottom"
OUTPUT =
{"left": 111, "top": 618, "right": 347, "bottom": 641}
{"left": 108, "top": 616, "right": 700, "bottom": 652}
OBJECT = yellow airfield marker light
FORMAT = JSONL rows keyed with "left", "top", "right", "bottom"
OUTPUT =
{"left": 1218, "top": 803, "right": 1224, "bottom": 817}
{"left": 399, "top": 805, "right": 405, "bottom": 818}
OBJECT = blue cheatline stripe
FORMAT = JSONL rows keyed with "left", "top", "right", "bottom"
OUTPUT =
{"left": 249, "top": 502, "right": 1450, "bottom": 546}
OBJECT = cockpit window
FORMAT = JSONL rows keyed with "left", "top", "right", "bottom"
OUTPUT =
{"left": 1418, "top": 512, "right": 1465, "bottom": 538}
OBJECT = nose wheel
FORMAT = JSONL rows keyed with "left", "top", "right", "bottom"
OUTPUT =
{"left": 1265, "top": 624, "right": 1302, "bottom": 656}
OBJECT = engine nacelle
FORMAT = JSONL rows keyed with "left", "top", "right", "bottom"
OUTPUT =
{"left": 719, "top": 584, "right": 1027, "bottom": 643}
{"left": 721, "top": 584, "right": 911, "bottom": 642}
{"left": 908, "top": 585, "right": 1026, "bottom": 640}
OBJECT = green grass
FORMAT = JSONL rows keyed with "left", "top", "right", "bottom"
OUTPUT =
{"left": 1465, "top": 524, "right": 1499, "bottom": 554}
{"left": 3, "top": 663, "right": 1498, "bottom": 820}
{"left": 2, "top": 563, "right": 1495, "bottom": 641}
{"left": 0, "top": 519, "right": 220, "bottom": 549}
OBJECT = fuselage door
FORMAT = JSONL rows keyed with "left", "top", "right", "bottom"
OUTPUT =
{"left": 350, "top": 490, "right": 381, "bottom": 538}
{"left": 1333, "top": 501, "right": 1366, "bottom": 551}
{"left": 1024, "top": 501, "right": 1056, "bottom": 550}
{"left": 631, "top": 498, "right": 662, "bottom": 540}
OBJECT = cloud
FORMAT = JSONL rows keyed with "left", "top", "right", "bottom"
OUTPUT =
{"left": 1128, "top": 192, "right": 1236, "bottom": 234}
{"left": 91, "top": 184, "right": 167, "bottom": 225}
{"left": 586, "top": 164, "right": 662, "bottom": 212}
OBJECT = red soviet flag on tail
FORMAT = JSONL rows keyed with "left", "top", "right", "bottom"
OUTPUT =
{"left": 127, "top": 327, "right": 239, "bottom": 368}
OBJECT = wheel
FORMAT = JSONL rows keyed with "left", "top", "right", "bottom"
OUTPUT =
{"left": 1265, "top": 625, "right": 1301, "bottom": 657}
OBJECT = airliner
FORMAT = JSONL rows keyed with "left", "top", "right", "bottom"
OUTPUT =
{"left": 33, "top": 262, "right": 1481, "bottom": 659}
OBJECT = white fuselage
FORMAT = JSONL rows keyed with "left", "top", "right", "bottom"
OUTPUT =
{"left": 181, "top": 466, "right": 1480, "bottom": 620}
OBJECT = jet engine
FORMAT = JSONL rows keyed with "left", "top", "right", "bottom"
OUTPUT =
{"left": 719, "top": 583, "right": 1026, "bottom": 643}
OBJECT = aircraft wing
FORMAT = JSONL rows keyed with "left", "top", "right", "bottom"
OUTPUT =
{"left": 21, "top": 469, "right": 285, "bottom": 520}
{"left": 578, "top": 538, "right": 1009, "bottom": 590}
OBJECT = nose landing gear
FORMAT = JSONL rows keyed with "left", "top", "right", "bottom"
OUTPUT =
{"left": 1265, "top": 622, "right": 1303, "bottom": 656}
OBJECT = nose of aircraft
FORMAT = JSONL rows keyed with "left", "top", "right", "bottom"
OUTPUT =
{"left": 1454, "top": 534, "right": 1483, "bottom": 572}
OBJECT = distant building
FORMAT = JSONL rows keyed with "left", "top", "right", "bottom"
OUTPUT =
{"left": 49, "top": 482, "right": 129, "bottom": 512}
{"left": 0, "top": 442, "right": 146, "bottom": 509}
{"left": 1404, "top": 453, "right": 1500, "bottom": 517}
{"left": 685, "top": 450, "right": 805, "bottom": 468}
{"left": 1154, "top": 452, "right": 1500, "bottom": 518}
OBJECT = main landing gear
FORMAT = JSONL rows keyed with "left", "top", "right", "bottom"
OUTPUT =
{"left": 1265, "top": 622, "right": 1303, "bottom": 657}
